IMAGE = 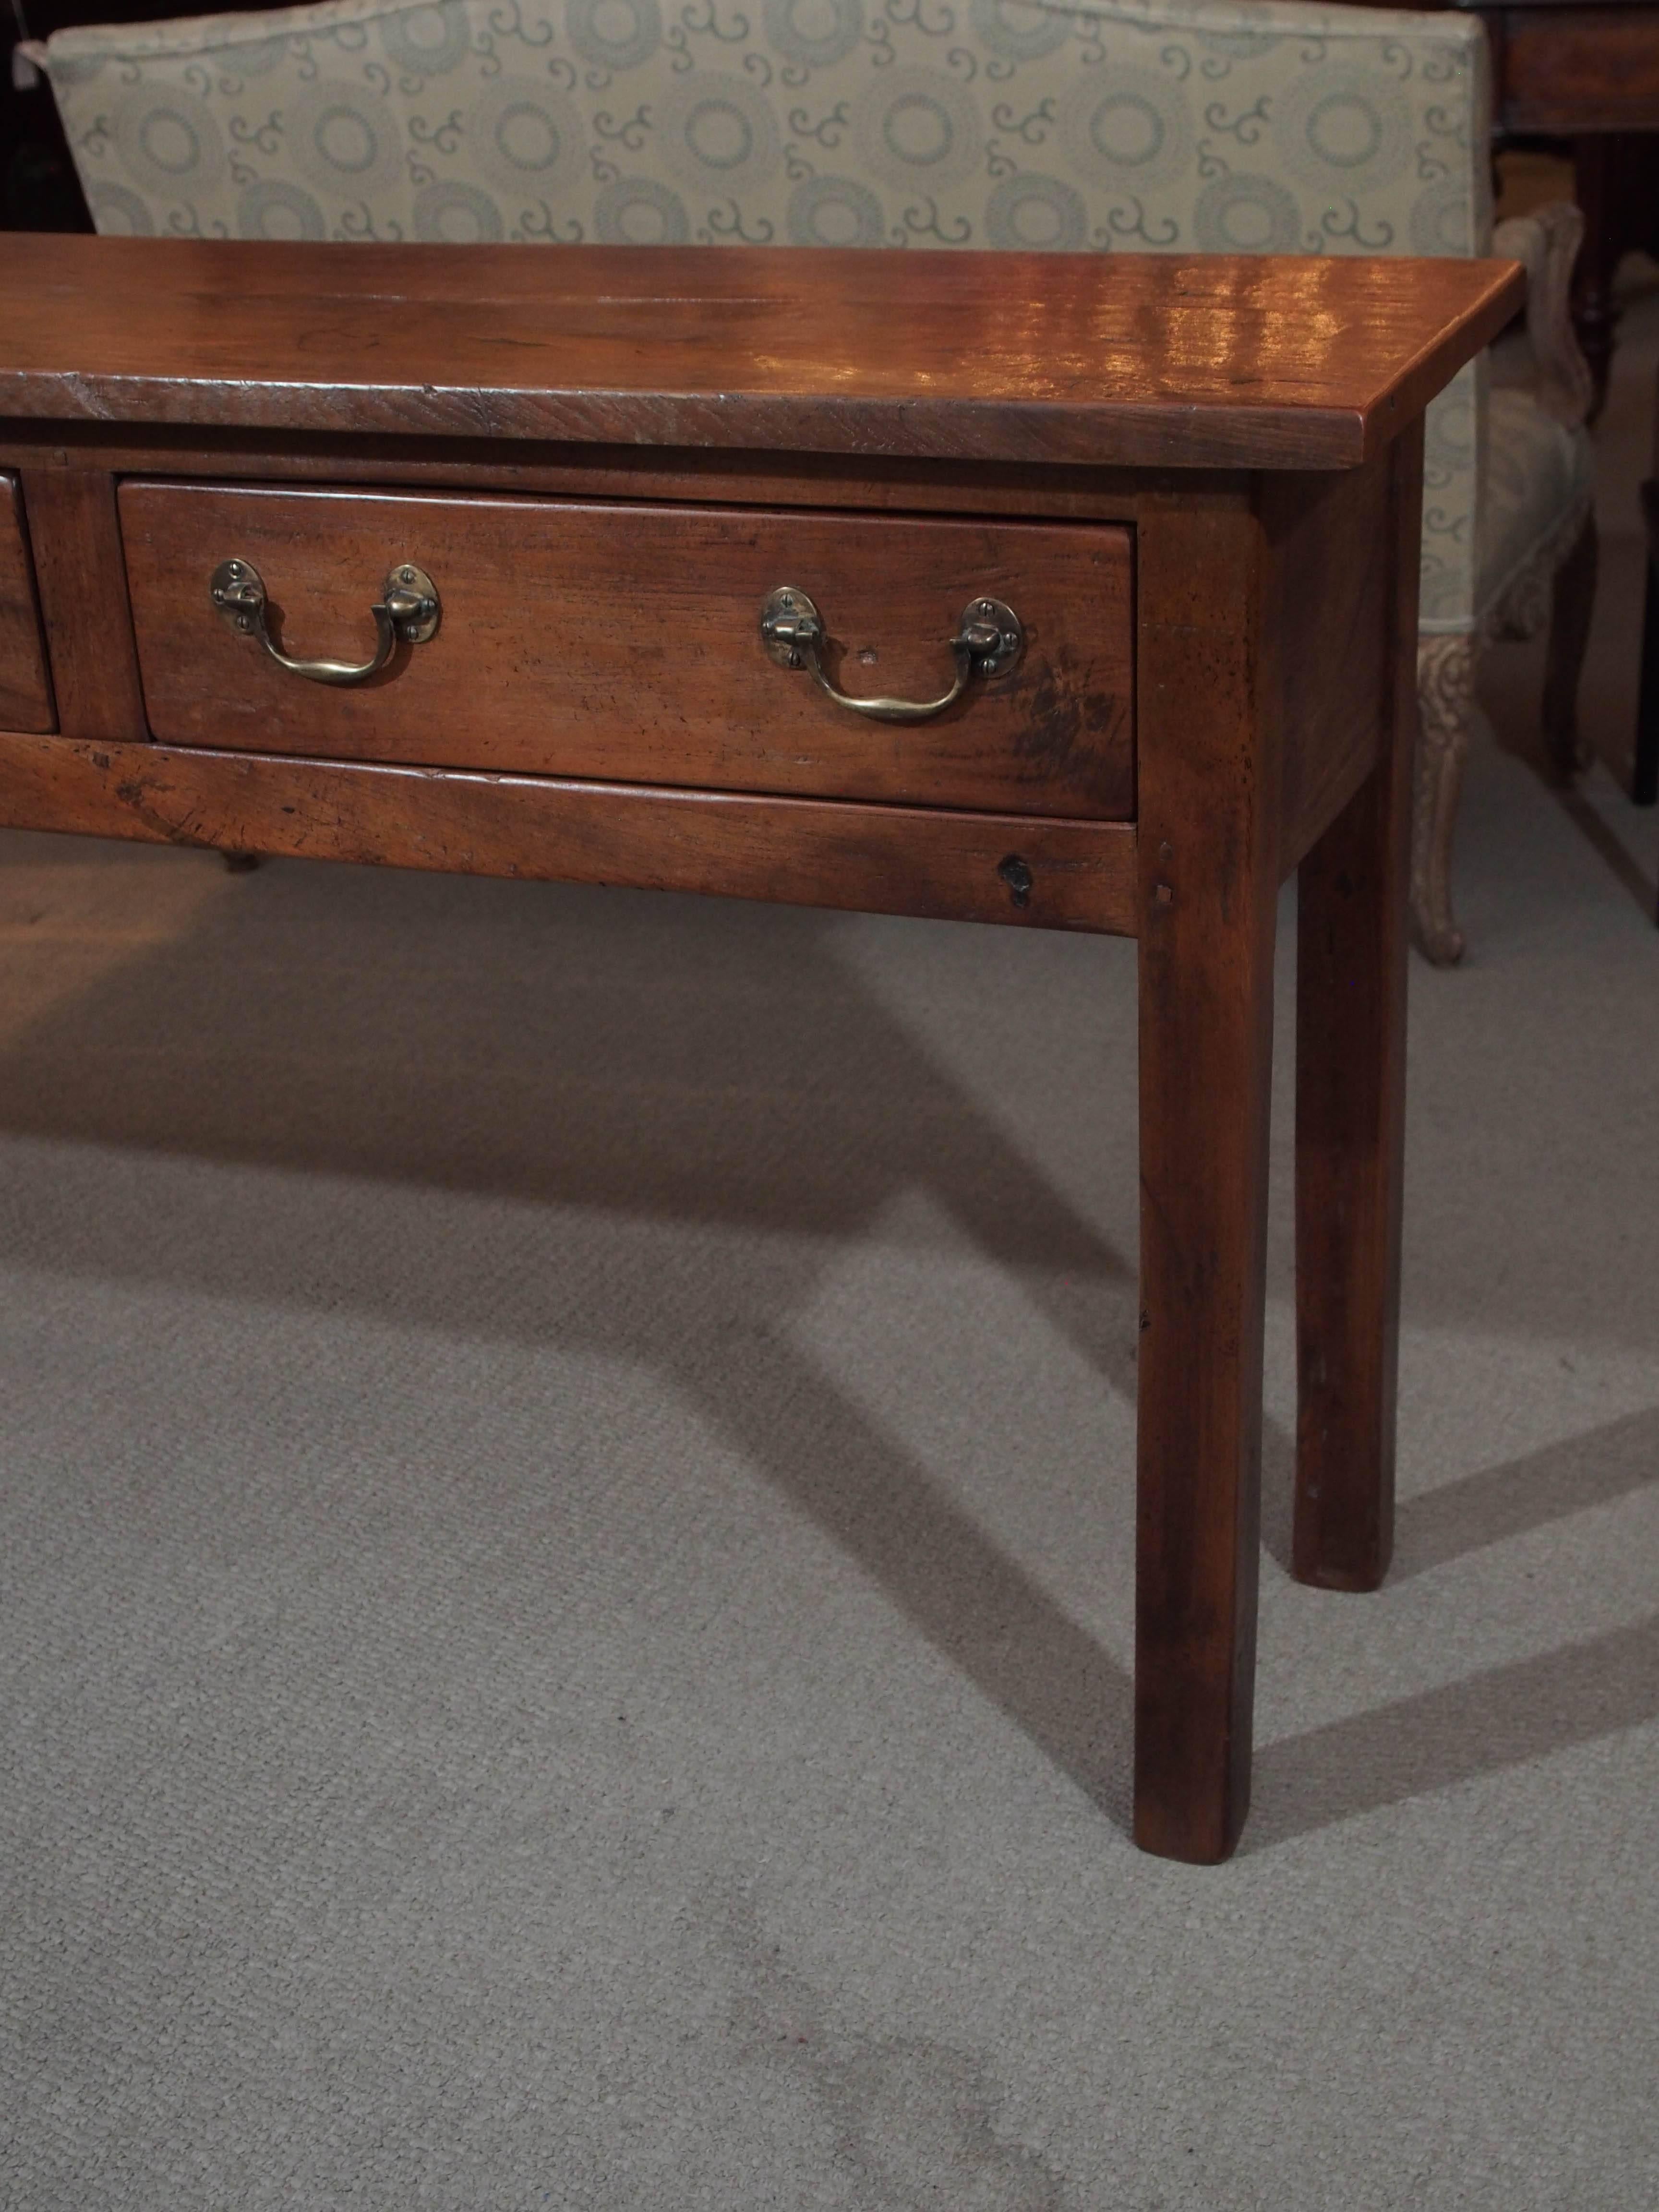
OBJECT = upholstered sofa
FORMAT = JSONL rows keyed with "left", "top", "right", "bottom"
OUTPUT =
{"left": 28, "top": 0, "right": 1597, "bottom": 961}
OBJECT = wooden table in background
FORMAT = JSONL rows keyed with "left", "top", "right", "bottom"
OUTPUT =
{"left": 1347, "top": 0, "right": 1659, "bottom": 806}
{"left": 0, "top": 238, "right": 1518, "bottom": 1860}
{"left": 1462, "top": 0, "right": 1659, "bottom": 396}
{"left": 1461, "top": 0, "right": 1659, "bottom": 807}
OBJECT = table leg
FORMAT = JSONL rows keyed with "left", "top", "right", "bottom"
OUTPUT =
{"left": 1293, "top": 699, "right": 1412, "bottom": 1587}
{"left": 1293, "top": 426, "right": 1419, "bottom": 1589}
{"left": 1134, "top": 500, "right": 1279, "bottom": 1864}
{"left": 1571, "top": 137, "right": 1622, "bottom": 424}
{"left": 1635, "top": 478, "right": 1659, "bottom": 814}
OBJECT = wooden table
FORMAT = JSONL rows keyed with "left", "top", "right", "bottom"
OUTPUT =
{"left": 1344, "top": 0, "right": 1659, "bottom": 400}
{"left": 1457, "top": 0, "right": 1659, "bottom": 808}
{"left": 1349, "top": 0, "right": 1659, "bottom": 810}
{"left": 1466, "top": 0, "right": 1659, "bottom": 394}
{"left": 0, "top": 236, "right": 1518, "bottom": 1861}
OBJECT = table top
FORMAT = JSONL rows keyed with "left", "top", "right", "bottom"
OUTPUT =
{"left": 1455, "top": 0, "right": 1659, "bottom": 11}
{"left": 0, "top": 236, "right": 1521, "bottom": 473}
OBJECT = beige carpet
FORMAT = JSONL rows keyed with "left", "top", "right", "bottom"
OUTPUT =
{"left": 2, "top": 288, "right": 1657, "bottom": 2212}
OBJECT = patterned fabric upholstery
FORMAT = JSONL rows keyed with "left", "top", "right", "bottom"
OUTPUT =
{"left": 1481, "top": 385, "right": 1593, "bottom": 619}
{"left": 38, "top": 0, "right": 1541, "bottom": 632}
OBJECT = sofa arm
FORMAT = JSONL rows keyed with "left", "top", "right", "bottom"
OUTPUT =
{"left": 1493, "top": 202, "right": 1594, "bottom": 431}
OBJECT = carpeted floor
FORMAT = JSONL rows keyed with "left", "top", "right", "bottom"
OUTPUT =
{"left": 2, "top": 283, "right": 1657, "bottom": 2212}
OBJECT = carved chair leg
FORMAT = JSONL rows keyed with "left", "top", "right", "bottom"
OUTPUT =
{"left": 1541, "top": 509, "right": 1599, "bottom": 783}
{"left": 1412, "top": 635, "right": 1479, "bottom": 967}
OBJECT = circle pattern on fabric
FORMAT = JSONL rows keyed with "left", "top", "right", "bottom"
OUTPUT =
{"left": 1193, "top": 23, "right": 1281, "bottom": 64}
{"left": 787, "top": 173, "right": 885, "bottom": 246}
{"left": 1423, "top": 373, "right": 1476, "bottom": 477}
{"left": 414, "top": 179, "right": 505, "bottom": 240}
{"left": 87, "top": 180, "right": 155, "bottom": 235}
{"left": 237, "top": 177, "right": 327, "bottom": 239}
{"left": 219, "top": 34, "right": 289, "bottom": 79}
{"left": 985, "top": 170, "right": 1085, "bottom": 250}
{"left": 567, "top": 0, "right": 662, "bottom": 74}
{"left": 1272, "top": 67, "right": 1413, "bottom": 195}
{"left": 381, "top": 1, "right": 472, "bottom": 78}
{"left": 854, "top": 67, "right": 983, "bottom": 193}
{"left": 1058, "top": 67, "right": 1192, "bottom": 192}
{"left": 969, "top": 0, "right": 1070, "bottom": 63}
{"left": 1192, "top": 171, "right": 1300, "bottom": 252}
{"left": 287, "top": 78, "right": 406, "bottom": 196}
{"left": 114, "top": 87, "right": 226, "bottom": 195}
{"left": 659, "top": 72, "right": 782, "bottom": 193}
{"left": 1409, "top": 177, "right": 1474, "bottom": 256}
{"left": 594, "top": 175, "right": 690, "bottom": 242}
{"left": 48, "top": 51, "right": 107, "bottom": 84}
{"left": 468, "top": 77, "right": 587, "bottom": 197}
{"left": 764, "top": 0, "right": 864, "bottom": 72}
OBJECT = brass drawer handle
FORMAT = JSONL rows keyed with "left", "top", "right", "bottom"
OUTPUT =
{"left": 210, "top": 558, "right": 440, "bottom": 686}
{"left": 759, "top": 587, "right": 1022, "bottom": 723}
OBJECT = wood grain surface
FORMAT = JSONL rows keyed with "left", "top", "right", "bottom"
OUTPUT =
{"left": 0, "top": 237, "right": 1524, "bottom": 471}
{"left": 1132, "top": 491, "right": 1279, "bottom": 1865}
{"left": 1292, "top": 420, "right": 1421, "bottom": 1591}
{"left": 120, "top": 482, "right": 1135, "bottom": 817}
{"left": 15, "top": 468, "right": 146, "bottom": 744}
{"left": 0, "top": 429, "right": 1229, "bottom": 527}
{"left": 1268, "top": 451, "right": 1392, "bottom": 875}
{"left": 1502, "top": 7, "right": 1659, "bottom": 129}
{"left": 0, "top": 474, "right": 53, "bottom": 734}
{"left": 0, "top": 731, "right": 1139, "bottom": 934}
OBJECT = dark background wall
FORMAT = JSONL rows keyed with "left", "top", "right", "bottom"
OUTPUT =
{"left": 1, "top": 0, "right": 269, "bottom": 228}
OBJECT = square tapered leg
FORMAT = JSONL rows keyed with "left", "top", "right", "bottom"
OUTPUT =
{"left": 1133, "top": 499, "right": 1279, "bottom": 1863}
{"left": 1293, "top": 425, "right": 1421, "bottom": 1590}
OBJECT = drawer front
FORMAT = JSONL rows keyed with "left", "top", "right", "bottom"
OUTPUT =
{"left": 119, "top": 482, "right": 1134, "bottom": 819}
{"left": 0, "top": 474, "right": 54, "bottom": 734}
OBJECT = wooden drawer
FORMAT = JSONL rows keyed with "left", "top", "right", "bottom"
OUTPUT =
{"left": 118, "top": 482, "right": 1134, "bottom": 819}
{"left": 0, "top": 474, "right": 54, "bottom": 734}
